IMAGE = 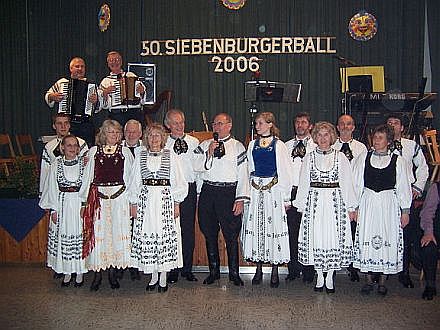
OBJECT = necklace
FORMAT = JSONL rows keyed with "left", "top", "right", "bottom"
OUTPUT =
{"left": 259, "top": 136, "right": 273, "bottom": 148}
{"left": 104, "top": 145, "right": 117, "bottom": 154}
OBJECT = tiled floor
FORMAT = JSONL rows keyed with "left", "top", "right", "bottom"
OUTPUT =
{"left": 0, "top": 264, "right": 439, "bottom": 329}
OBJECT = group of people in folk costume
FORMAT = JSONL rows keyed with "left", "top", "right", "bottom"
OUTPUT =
{"left": 40, "top": 53, "right": 437, "bottom": 300}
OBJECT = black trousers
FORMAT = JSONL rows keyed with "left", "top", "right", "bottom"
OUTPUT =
{"left": 286, "top": 206, "right": 302, "bottom": 274}
{"left": 198, "top": 184, "right": 242, "bottom": 268}
{"left": 421, "top": 241, "right": 438, "bottom": 286}
{"left": 179, "top": 182, "right": 197, "bottom": 274}
{"left": 286, "top": 206, "right": 314, "bottom": 277}
{"left": 402, "top": 206, "right": 424, "bottom": 274}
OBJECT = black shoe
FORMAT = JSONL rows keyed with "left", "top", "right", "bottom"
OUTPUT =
{"left": 167, "top": 270, "right": 179, "bottom": 284}
{"left": 181, "top": 272, "right": 198, "bottom": 282}
{"left": 129, "top": 268, "right": 141, "bottom": 281}
{"left": 361, "top": 283, "right": 374, "bottom": 295}
{"left": 53, "top": 272, "right": 63, "bottom": 279}
{"left": 74, "top": 280, "right": 84, "bottom": 288}
{"left": 302, "top": 270, "right": 315, "bottom": 284}
{"left": 377, "top": 285, "right": 388, "bottom": 296}
{"left": 285, "top": 273, "right": 300, "bottom": 282}
{"left": 61, "top": 280, "right": 71, "bottom": 287}
{"left": 147, "top": 282, "right": 158, "bottom": 291}
{"left": 229, "top": 274, "right": 244, "bottom": 286}
{"left": 108, "top": 269, "right": 120, "bottom": 289}
{"left": 270, "top": 272, "right": 279, "bottom": 288}
{"left": 158, "top": 284, "right": 168, "bottom": 293}
{"left": 90, "top": 273, "right": 102, "bottom": 291}
{"left": 349, "top": 270, "right": 360, "bottom": 282}
{"left": 326, "top": 286, "right": 335, "bottom": 294}
{"left": 422, "top": 286, "right": 437, "bottom": 300}
{"left": 115, "top": 268, "right": 124, "bottom": 280}
{"left": 203, "top": 273, "right": 220, "bottom": 285}
{"left": 252, "top": 271, "right": 263, "bottom": 285}
{"left": 398, "top": 273, "right": 414, "bottom": 288}
{"left": 314, "top": 285, "right": 324, "bottom": 292}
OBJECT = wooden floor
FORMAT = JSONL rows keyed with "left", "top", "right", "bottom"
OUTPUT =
{"left": 0, "top": 263, "right": 439, "bottom": 330}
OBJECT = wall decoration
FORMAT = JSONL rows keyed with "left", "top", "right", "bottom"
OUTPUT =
{"left": 348, "top": 11, "right": 377, "bottom": 41}
{"left": 221, "top": 0, "right": 247, "bottom": 10}
{"left": 98, "top": 4, "right": 111, "bottom": 32}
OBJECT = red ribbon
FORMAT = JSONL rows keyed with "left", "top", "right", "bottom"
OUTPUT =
{"left": 82, "top": 184, "right": 101, "bottom": 259}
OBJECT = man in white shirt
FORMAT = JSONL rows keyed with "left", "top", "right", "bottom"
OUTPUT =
{"left": 284, "top": 112, "right": 316, "bottom": 283}
{"left": 333, "top": 114, "right": 367, "bottom": 282}
{"left": 387, "top": 113, "right": 429, "bottom": 288}
{"left": 99, "top": 51, "right": 147, "bottom": 128}
{"left": 165, "top": 109, "right": 200, "bottom": 283}
{"left": 45, "top": 57, "right": 98, "bottom": 146}
{"left": 122, "top": 119, "right": 143, "bottom": 156}
{"left": 194, "top": 113, "right": 250, "bottom": 286}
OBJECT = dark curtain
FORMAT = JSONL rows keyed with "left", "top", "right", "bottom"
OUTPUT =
{"left": 0, "top": 0, "right": 434, "bottom": 142}
{"left": 427, "top": 0, "right": 440, "bottom": 129}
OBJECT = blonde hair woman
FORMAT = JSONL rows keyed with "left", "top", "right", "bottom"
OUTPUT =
{"left": 80, "top": 119, "right": 135, "bottom": 291}
{"left": 294, "top": 121, "right": 357, "bottom": 293}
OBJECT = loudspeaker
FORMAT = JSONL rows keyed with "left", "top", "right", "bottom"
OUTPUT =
{"left": 127, "top": 63, "right": 156, "bottom": 104}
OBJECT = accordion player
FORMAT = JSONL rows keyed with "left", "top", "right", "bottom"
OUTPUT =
{"left": 57, "top": 79, "right": 98, "bottom": 122}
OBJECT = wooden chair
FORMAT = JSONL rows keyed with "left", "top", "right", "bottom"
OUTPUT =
{"left": 0, "top": 133, "right": 16, "bottom": 176}
{"left": 15, "top": 134, "right": 39, "bottom": 168}
{"left": 422, "top": 129, "right": 440, "bottom": 182}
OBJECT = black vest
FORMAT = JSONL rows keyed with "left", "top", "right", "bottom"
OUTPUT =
{"left": 364, "top": 151, "right": 397, "bottom": 192}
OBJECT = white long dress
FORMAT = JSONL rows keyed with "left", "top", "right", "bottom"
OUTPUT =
{"left": 128, "top": 147, "right": 188, "bottom": 273}
{"left": 39, "top": 156, "right": 87, "bottom": 275}
{"left": 241, "top": 138, "right": 293, "bottom": 264}
{"left": 293, "top": 148, "right": 356, "bottom": 271}
{"left": 352, "top": 151, "right": 412, "bottom": 274}
{"left": 79, "top": 144, "right": 134, "bottom": 271}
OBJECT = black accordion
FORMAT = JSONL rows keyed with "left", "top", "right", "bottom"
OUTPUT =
{"left": 58, "top": 79, "right": 97, "bottom": 119}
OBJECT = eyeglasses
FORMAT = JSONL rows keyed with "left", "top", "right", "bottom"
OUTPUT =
{"left": 211, "top": 121, "right": 230, "bottom": 127}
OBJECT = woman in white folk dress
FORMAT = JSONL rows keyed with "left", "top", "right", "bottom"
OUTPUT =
{"left": 128, "top": 123, "right": 187, "bottom": 293}
{"left": 79, "top": 119, "right": 134, "bottom": 291}
{"left": 294, "top": 121, "right": 357, "bottom": 293}
{"left": 241, "top": 112, "right": 293, "bottom": 288}
{"left": 39, "top": 134, "right": 87, "bottom": 287}
{"left": 352, "top": 124, "right": 412, "bottom": 296}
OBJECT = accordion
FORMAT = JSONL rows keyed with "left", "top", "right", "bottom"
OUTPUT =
{"left": 111, "top": 74, "right": 142, "bottom": 106}
{"left": 58, "top": 79, "right": 97, "bottom": 118}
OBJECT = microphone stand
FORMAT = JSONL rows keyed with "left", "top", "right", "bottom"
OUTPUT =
{"left": 248, "top": 103, "right": 258, "bottom": 141}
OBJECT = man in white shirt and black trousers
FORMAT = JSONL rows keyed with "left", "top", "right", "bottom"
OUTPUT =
{"left": 333, "top": 114, "right": 367, "bottom": 282}
{"left": 284, "top": 112, "right": 317, "bottom": 284}
{"left": 387, "top": 113, "right": 429, "bottom": 288}
{"left": 194, "top": 113, "right": 250, "bottom": 286}
{"left": 165, "top": 109, "right": 200, "bottom": 283}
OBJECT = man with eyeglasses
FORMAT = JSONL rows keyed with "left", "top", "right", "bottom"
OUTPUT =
{"left": 194, "top": 113, "right": 250, "bottom": 286}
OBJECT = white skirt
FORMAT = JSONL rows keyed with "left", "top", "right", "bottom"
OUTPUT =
{"left": 47, "top": 192, "right": 86, "bottom": 274}
{"left": 353, "top": 188, "right": 403, "bottom": 274}
{"left": 85, "top": 185, "right": 132, "bottom": 271}
{"left": 130, "top": 185, "right": 182, "bottom": 273}
{"left": 241, "top": 177, "right": 290, "bottom": 264}
{"left": 298, "top": 187, "right": 353, "bottom": 271}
